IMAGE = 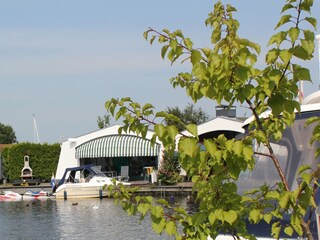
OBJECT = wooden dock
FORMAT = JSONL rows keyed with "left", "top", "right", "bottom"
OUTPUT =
{"left": 0, "top": 181, "right": 194, "bottom": 196}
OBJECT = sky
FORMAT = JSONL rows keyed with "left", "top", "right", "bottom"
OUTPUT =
{"left": 0, "top": 1, "right": 319, "bottom": 144}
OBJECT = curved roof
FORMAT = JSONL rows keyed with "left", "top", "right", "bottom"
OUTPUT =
{"left": 178, "top": 116, "right": 244, "bottom": 140}
{"left": 75, "top": 134, "right": 160, "bottom": 158}
{"left": 197, "top": 116, "right": 244, "bottom": 135}
{"left": 302, "top": 90, "right": 320, "bottom": 104}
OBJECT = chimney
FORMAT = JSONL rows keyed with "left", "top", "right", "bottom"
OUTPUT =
{"left": 215, "top": 105, "right": 236, "bottom": 118}
{"left": 21, "top": 155, "right": 33, "bottom": 179}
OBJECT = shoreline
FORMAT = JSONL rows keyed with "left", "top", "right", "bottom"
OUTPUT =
{"left": 0, "top": 181, "right": 194, "bottom": 196}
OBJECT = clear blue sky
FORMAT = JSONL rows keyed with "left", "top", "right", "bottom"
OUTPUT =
{"left": 0, "top": 1, "right": 319, "bottom": 143}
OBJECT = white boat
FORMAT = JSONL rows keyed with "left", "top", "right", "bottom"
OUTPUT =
{"left": 225, "top": 93, "right": 320, "bottom": 239}
{"left": 23, "top": 190, "right": 49, "bottom": 200}
{"left": 52, "top": 164, "right": 130, "bottom": 199}
{"left": 0, "top": 191, "right": 22, "bottom": 201}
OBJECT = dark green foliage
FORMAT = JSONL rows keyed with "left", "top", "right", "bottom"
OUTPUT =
{"left": 2, "top": 142, "right": 60, "bottom": 181}
{"left": 97, "top": 114, "right": 111, "bottom": 129}
{"left": 157, "top": 151, "right": 183, "bottom": 185}
{"left": 0, "top": 123, "right": 17, "bottom": 144}
{"left": 165, "top": 103, "right": 210, "bottom": 131}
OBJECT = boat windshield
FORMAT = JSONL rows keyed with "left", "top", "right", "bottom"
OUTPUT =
{"left": 61, "top": 165, "right": 107, "bottom": 184}
{"left": 89, "top": 166, "right": 107, "bottom": 176}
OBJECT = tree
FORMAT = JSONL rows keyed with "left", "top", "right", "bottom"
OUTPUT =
{"left": 0, "top": 123, "right": 17, "bottom": 144}
{"left": 97, "top": 114, "right": 111, "bottom": 129}
{"left": 157, "top": 150, "right": 183, "bottom": 185}
{"left": 165, "top": 103, "right": 210, "bottom": 131}
{"left": 106, "top": 1, "right": 317, "bottom": 239}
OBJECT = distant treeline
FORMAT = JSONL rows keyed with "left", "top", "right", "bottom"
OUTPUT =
{"left": 2, "top": 143, "right": 60, "bottom": 182}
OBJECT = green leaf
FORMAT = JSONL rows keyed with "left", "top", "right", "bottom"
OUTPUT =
{"left": 294, "top": 67, "right": 311, "bottom": 81}
{"left": 305, "top": 116, "right": 320, "bottom": 125}
{"left": 275, "top": 15, "right": 291, "bottom": 29}
{"left": 193, "top": 62, "right": 208, "bottom": 80}
{"left": 233, "top": 141, "right": 242, "bottom": 156}
{"left": 152, "top": 218, "right": 166, "bottom": 234}
{"left": 290, "top": 214, "right": 303, "bottom": 235}
{"left": 184, "top": 38, "right": 193, "bottom": 50}
{"left": 301, "top": 0, "right": 312, "bottom": 12}
{"left": 234, "top": 66, "right": 249, "bottom": 81}
{"left": 288, "top": 27, "right": 299, "bottom": 42}
{"left": 279, "top": 49, "right": 292, "bottom": 64}
{"left": 281, "top": 3, "right": 294, "bottom": 13}
{"left": 264, "top": 213, "right": 273, "bottom": 224}
{"left": 143, "top": 30, "right": 149, "bottom": 40}
{"left": 298, "top": 165, "right": 311, "bottom": 175}
{"left": 284, "top": 226, "right": 293, "bottom": 236}
{"left": 213, "top": 209, "right": 224, "bottom": 222}
{"left": 204, "top": 139, "right": 217, "bottom": 156}
{"left": 279, "top": 192, "right": 291, "bottom": 209}
{"left": 301, "top": 39, "right": 315, "bottom": 55}
{"left": 224, "top": 210, "right": 237, "bottom": 225}
{"left": 268, "top": 31, "right": 287, "bottom": 47}
{"left": 137, "top": 203, "right": 151, "bottom": 216}
{"left": 155, "top": 111, "right": 167, "bottom": 118}
{"left": 165, "top": 221, "right": 176, "bottom": 236}
{"left": 161, "top": 45, "right": 169, "bottom": 59}
{"left": 191, "top": 50, "right": 202, "bottom": 64}
{"left": 151, "top": 205, "right": 163, "bottom": 218}
{"left": 266, "top": 48, "right": 279, "bottom": 63}
{"left": 154, "top": 124, "right": 166, "bottom": 138}
{"left": 179, "top": 137, "right": 198, "bottom": 157}
{"left": 142, "top": 103, "right": 154, "bottom": 112}
{"left": 268, "top": 94, "right": 283, "bottom": 116}
{"left": 249, "top": 209, "right": 261, "bottom": 223}
{"left": 201, "top": 47, "right": 211, "bottom": 57}
{"left": 208, "top": 212, "right": 217, "bottom": 225}
{"left": 303, "top": 29, "right": 315, "bottom": 41}
{"left": 185, "top": 124, "right": 198, "bottom": 137}
{"left": 268, "top": 69, "right": 282, "bottom": 84}
{"left": 265, "top": 190, "right": 280, "bottom": 199}
{"left": 192, "top": 212, "right": 208, "bottom": 225}
{"left": 301, "top": 172, "right": 312, "bottom": 184}
{"left": 293, "top": 46, "right": 309, "bottom": 60}
{"left": 167, "top": 125, "right": 179, "bottom": 141}
{"left": 272, "top": 222, "right": 281, "bottom": 239}
{"left": 242, "top": 145, "right": 253, "bottom": 161}
{"left": 304, "top": 17, "right": 317, "bottom": 29}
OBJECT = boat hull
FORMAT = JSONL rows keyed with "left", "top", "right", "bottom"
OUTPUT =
{"left": 54, "top": 183, "right": 109, "bottom": 199}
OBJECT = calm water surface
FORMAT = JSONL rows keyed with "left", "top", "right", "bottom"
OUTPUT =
{"left": 0, "top": 196, "right": 188, "bottom": 240}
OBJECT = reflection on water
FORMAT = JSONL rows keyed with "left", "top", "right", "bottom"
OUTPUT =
{"left": 0, "top": 196, "right": 190, "bottom": 240}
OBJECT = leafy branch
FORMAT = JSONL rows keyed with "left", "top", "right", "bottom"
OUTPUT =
{"left": 105, "top": 0, "right": 318, "bottom": 239}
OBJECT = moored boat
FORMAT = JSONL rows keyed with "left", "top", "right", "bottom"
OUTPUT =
{"left": 0, "top": 191, "right": 22, "bottom": 201}
{"left": 23, "top": 190, "right": 49, "bottom": 200}
{"left": 52, "top": 164, "right": 130, "bottom": 199}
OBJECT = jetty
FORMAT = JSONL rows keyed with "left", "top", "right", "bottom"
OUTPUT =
{"left": 0, "top": 181, "right": 194, "bottom": 196}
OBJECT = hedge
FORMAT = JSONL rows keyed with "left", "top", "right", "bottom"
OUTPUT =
{"left": 2, "top": 142, "right": 60, "bottom": 182}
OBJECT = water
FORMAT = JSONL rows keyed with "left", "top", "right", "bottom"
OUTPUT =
{"left": 0, "top": 196, "right": 187, "bottom": 240}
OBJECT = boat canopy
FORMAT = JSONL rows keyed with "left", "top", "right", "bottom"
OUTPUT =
{"left": 55, "top": 164, "right": 105, "bottom": 189}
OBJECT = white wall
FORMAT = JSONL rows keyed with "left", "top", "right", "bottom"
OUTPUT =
{"left": 55, "top": 125, "right": 164, "bottom": 180}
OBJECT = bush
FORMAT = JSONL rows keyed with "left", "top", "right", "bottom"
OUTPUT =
{"left": 2, "top": 142, "right": 60, "bottom": 181}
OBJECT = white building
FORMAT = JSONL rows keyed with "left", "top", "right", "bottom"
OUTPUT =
{"left": 55, "top": 125, "right": 162, "bottom": 181}
{"left": 55, "top": 106, "right": 245, "bottom": 182}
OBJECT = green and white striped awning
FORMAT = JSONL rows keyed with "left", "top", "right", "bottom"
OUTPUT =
{"left": 75, "top": 135, "right": 160, "bottom": 158}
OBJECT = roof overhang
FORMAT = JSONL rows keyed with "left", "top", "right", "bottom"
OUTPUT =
{"left": 75, "top": 134, "right": 160, "bottom": 159}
